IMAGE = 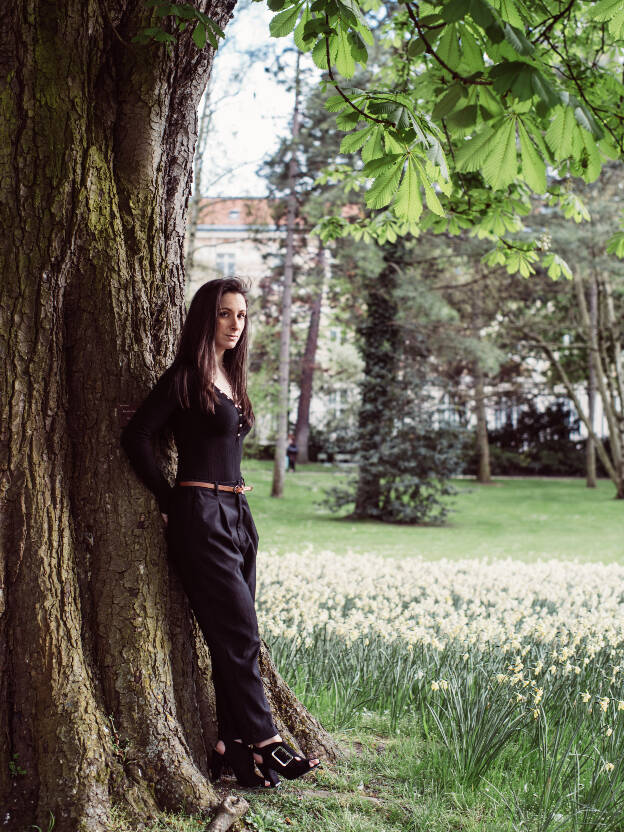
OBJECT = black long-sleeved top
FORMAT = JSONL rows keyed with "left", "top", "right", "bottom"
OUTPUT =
{"left": 120, "top": 364, "right": 250, "bottom": 513}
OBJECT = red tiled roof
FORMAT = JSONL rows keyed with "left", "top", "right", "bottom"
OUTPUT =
{"left": 196, "top": 197, "right": 361, "bottom": 228}
{"left": 196, "top": 198, "right": 276, "bottom": 227}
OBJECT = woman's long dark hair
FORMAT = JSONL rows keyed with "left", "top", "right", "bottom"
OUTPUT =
{"left": 170, "top": 277, "right": 254, "bottom": 425}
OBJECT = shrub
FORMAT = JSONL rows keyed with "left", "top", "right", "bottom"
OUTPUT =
{"left": 323, "top": 417, "right": 468, "bottom": 524}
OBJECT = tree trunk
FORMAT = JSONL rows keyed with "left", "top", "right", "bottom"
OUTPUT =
{"left": 353, "top": 245, "right": 400, "bottom": 518}
{"left": 473, "top": 364, "right": 492, "bottom": 484}
{"left": 0, "top": 8, "right": 336, "bottom": 831}
{"left": 586, "top": 274, "right": 597, "bottom": 488}
{"left": 271, "top": 51, "right": 301, "bottom": 498}
{"left": 524, "top": 320, "right": 623, "bottom": 499}
{"left": 596, "top": 269, "right": 624, "bottom": 498}
{"left": 294, "top": 246, "right": 327, "bottom": 465}
{"left": 186, "top": 88, "right": 213, "bottom": 278}
{"left": 572, "top": 270, "right": 623, "bottom": 498}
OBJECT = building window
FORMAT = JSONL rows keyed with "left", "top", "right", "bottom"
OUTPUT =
{"left": 328, "top": 389, "right": 347, "bottom": 414}
{"left": 216, "top": 252, "right": 236, "bottom": 276}
{"left": 228, "top": 209, "right": 240, "bottom": 220}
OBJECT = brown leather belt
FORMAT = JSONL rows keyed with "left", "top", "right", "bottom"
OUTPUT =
{"left": 178, "top": 480, "right": 253, "bottom": 493}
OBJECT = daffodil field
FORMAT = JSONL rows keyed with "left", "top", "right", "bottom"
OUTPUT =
{"left": 257, "top": 551, "right": 624, "bottom": 830}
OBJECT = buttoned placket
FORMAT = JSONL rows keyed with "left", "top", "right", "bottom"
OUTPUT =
{"left": 235, "top": 404, "right": 244, "bottom": 539}
{"left": 236, "top": 404, "right": 242, "bottom": 440}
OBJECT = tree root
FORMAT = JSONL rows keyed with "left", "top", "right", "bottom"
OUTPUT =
{"left": 204, "top": 793, "right": 249, "bottom": 832}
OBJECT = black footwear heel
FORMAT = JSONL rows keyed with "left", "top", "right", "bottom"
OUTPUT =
{"left": 252, "top": 741, "right": 321, "bottom": 781}
{"left": 256, "top": 763, "right": 281, "bottom": 788}
{"left": 218, "top": 742, "right": 280, "bottom": 788}
{"left": 210, "top": 747, "right": 226, "bottom": 783}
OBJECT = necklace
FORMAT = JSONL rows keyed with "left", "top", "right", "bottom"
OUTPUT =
{"left": 214, "top": 366, "right": 236, "bottom": 403}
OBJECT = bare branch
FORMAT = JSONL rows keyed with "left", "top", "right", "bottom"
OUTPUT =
{"left": 517, "top": 322, "right": 619, "bottom": 484}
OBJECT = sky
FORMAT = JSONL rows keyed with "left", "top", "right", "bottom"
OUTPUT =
{"left": 199, "top": 4, "right": 300, "bottom": 197}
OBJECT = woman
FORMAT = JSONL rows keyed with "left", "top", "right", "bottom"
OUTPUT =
{"left": 120, "top": 277, "right": 320, "bottom": 789}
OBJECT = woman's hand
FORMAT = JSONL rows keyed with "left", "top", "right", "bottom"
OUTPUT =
{"left": 161, "top": 513, "right": 168, "bottom": 527}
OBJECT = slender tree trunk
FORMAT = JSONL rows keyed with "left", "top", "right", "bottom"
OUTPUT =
{"left": 0, "top": 10, "right": 335, "bottom": 832}
{"left": 271, "top": 51, "right": 301, "bottom": 498}
{"left": 573, "top": 270, "right": 623, "bottom": 498}
{"left": 186, "top": 89, "right": 213, "bottom": 278}
{"left": 474, "top": 364, "right": 492, "bottom": 484}
{"left": 294, "top": 245, "right": 327, "bottom": 464}
{"left": 586, "top": 274, "right": 597, "bottom": 487}
{"left": 596, "top": 269, "right": 624, "bottom": 496}
{"left": 523, "top": 323, "right": 623, "bottom": 499}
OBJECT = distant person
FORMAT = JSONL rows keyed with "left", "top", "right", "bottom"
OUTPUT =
{"left": 121, "top": 277, "right": 320, "bottom": 788}
{"left": 286, "top": 435, "right": 298, "bottom": 472}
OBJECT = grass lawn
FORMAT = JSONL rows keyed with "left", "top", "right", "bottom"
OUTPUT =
{"left": 241, "top": 460, "right": 624, "bottom": 563}
{"left": 113, "top": 715, "right": 510, "bottom": 832}
{"left": 112, "top": 462, "right": 624, "bottom": 832}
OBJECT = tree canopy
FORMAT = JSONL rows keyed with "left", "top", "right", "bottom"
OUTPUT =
{"left": 252, "top": 0, "right": 624, "bottom": 272}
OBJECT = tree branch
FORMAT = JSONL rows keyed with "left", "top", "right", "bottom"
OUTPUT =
{"left": 596, "top": 271, "right": 624, "bottom": 411}
{"left": 545, "top": 30, "right": 623, "bottom": 153}
{"left": 513, "top": 321, "right": 619, "bottom": 484}
{"left": 531, "top": 0, "right": 576, "bottom": 46}
{"left": 324, "top": 25, "right": 395, "bottom": 128}
{"left": 405, "top": 2, "right": 491, "bottom": 86}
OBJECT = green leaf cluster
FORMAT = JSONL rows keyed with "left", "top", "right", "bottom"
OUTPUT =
{"left": 168, "top": 0, "right": 624, "bottom": 269}
{"left": 587, "top": 0, "right": 624, "bottom": 39}
{"left": 483, "top": 240, "right": 539, "bottom": 277}
{"left": 312, "top": 0, "right": 624, "bottom": 242}
{"left": 133, "top": 1, "right": 225, "bottom": 49}
{"left": 325, "top": 91, "right": 452, "bottom": 227}
{"left": 606, "top": 211, "right": 624, "bottom": 258}
{"left": 264, "top": 0, "right": 373, "bottom": 78}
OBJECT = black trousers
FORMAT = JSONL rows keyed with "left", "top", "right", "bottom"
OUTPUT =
{"left": 165, "top": 481, "right": 278, "bottom": 745}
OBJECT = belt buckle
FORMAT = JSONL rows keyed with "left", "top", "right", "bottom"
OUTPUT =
{"left": 271, "top": 746, "right": 294, "bottom": 767}
{"left": 233, "top": 484, "right": 244, "bottom": 494}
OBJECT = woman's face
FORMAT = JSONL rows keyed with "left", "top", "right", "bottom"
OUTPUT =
{"left": 214, "top": 291, "right": 247, "bottom": 355}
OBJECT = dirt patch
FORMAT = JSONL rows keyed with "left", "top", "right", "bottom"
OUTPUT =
{"left": 288, "top": 787, "right": 383, "bottom": 806}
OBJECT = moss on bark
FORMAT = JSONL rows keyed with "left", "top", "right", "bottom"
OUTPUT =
{"left": 0, "top": 3, "right": 337, "bottom": 830}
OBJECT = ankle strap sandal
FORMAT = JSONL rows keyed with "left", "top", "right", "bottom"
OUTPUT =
{"left": 210, "top": 743, "right": 280, "bottom": 789}
{"left": 252, "top": 740, "right": 321, "bottom": 781}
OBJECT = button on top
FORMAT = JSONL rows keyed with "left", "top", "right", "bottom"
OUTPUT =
{"left": 236, "top": 404, "right": 243, "bottom": 438}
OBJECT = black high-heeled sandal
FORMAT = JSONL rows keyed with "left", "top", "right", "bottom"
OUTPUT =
{"left": 210, "top": 742, "right": 280, "bottom": 788}
{"left": 252, "top": 740, "right": 321, "bottom": 781}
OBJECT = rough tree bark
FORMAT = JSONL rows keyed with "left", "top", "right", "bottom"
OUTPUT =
{"left": 0, "top": 6, "right": 336, "bottom": 831}
{"left": 294, "top": 245, "right": 327, "bottom": 465}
